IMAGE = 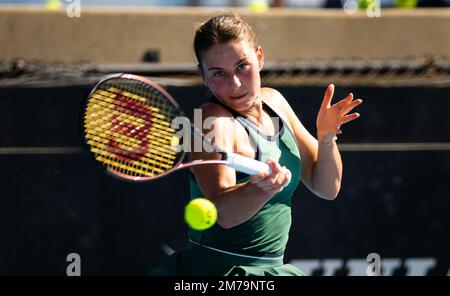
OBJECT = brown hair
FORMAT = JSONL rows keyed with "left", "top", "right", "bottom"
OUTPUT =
{"left": 194, "top": 13, "right": 258, "bottom": 68}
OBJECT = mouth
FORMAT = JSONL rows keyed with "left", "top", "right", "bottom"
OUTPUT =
{"left": 230, "top": 92, "right": 248, "bottom": 100}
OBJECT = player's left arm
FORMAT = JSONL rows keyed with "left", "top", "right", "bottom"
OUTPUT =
{"left": 263, "top": 86, "right": 362, "bottom": 200}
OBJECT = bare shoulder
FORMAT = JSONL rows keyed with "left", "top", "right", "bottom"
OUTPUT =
{"left": 261, "top": 87, "right": 296, "bottom": 128}
{"left": 196, "top": 101, "right": 237, "bottom": 151}
{"left": 200, "top": 101, "right": 234, "bottom": 118}
{"left": 261, "top": 87, "right": 286, "bottom": 105}
{"left": 197, "top": 102, "right": 237, "bottom": 130}
{"left": 261, "top": 87, "right": 293, "bottom": 113}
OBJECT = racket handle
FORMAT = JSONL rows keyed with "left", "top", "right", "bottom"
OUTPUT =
{"left": 226, "top": 153, "right": 292, "bottom": 188}
{"left": 226, "top": 152, "right": 271, "bottom": 175}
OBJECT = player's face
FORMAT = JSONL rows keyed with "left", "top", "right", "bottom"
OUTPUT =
{"left": 200, "top": 40, "right": 264, "bottom": 112}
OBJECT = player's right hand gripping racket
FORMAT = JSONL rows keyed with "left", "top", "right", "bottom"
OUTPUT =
{"left": 82, "top": 73, "right": 291, "bottom": 183}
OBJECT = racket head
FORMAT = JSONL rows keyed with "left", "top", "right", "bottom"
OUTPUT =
{"left": 82, "top": 73, "right": 187, "bottom": 181}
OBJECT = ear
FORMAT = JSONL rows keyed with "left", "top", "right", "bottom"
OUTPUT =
{"left": 256, "top": 46, "right": 264, "bottom": 71}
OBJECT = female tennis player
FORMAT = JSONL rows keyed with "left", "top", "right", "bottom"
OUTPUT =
{"left": 151, "top": 13, "right": 362, "bottom": 276}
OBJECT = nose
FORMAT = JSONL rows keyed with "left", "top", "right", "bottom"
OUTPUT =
{"left": 229, "top": 74, "right": 241, "bottom": 90}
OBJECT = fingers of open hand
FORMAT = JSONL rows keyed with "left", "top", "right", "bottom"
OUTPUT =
{"left": 339, "top": 97, "right": 363, "bottom": 116}
{"left": 321, "top": 84, "right": 335, "bottom": 108}
{"left": 330, "top": 93, "right": 362, "bottom": 126}
{"left": 318, "top": 91, "right": 362, "bottom": 140}
{"left": 334, "top": 93, "right": 353, "bottom": 109}
{"left": 341, "top": 112, "right": 361, "bottom": 125}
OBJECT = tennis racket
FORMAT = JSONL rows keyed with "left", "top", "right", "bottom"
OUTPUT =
{"left": 82, "top": 73, "right": 289, "bottom": 182}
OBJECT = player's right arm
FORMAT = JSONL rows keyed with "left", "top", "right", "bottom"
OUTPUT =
{"left": 190, "top": 103, "right": 287, "bottom": 229}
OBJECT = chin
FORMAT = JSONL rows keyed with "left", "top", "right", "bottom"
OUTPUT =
{"left": 232, "top": 101, "right": 253, "bottom": 112}
{"left": 228, "top": 94, "right": 255, "bottom": 111}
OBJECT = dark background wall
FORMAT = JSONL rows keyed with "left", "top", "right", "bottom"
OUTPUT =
{"left": 0, "top": 83, "right": 449, "bottom": 275}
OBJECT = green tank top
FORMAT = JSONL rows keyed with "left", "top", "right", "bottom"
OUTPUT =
{"left": 189, "top": 99, "right": 301, "bottom": 255}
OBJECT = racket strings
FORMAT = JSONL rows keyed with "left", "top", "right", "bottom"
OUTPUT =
{"left": 86, "top": 134, "right": 176, "bottom": 165}
{"left": 90, "top": 89, "right": 175, "bottom": 130}
{"left": 105, "top": 82, "right": 175, "bottom": 117}
{"left": 85, "top": 94, "right": 177, "bottom": 158}
{"left": 84, "top": 78, "right": 184, "bottom": 178}
{"left": 86, "top": 96, "right": 176, "bottom": 146}
{"left": 86, "top": 124, "right": 175, "bottom": 176}
{"left": 86, "top": 105, "right": 175, "bottom": 148}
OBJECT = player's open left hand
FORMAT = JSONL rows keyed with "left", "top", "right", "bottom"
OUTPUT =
{"left": 316, "top": 84, "right": 363, "bottom": 143}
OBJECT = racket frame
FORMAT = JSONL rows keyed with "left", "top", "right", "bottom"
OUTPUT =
{"left": 82, "top": 73, "right": 273, "bottom": 182}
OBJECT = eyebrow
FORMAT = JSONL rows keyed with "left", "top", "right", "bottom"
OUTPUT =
{"left": 207, "top": 57, "right": 249, "bottom": 72}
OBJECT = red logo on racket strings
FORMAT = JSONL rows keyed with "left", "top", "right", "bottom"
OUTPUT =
{"left": 106, "top": 93, "right": 153, "bottom": 162}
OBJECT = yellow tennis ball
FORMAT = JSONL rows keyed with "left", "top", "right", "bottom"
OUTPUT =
{"left": 357, "top": 0, "right": 375, "bottom": 9}
{"left": 185, "top": 198, "right": 217, "bottom": 231}
{"left": 46, "top": 0, "right": 62, "bottom": 10}
{"left": 394, "top": 0, "right": 418, "bottom": 8}
{"left": 249, "top": 0, "right": 269, "bottom": 13}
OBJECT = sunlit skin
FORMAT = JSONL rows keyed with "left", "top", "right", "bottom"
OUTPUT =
{"left": 200, "top": 41, "right": 264, "bottom": 120}
{"left": 193, "top": 39, "right": 363, "bottom": 229}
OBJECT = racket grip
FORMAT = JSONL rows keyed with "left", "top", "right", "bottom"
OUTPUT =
{"left": 226, "top": 153, "right": 292, "bottom": 188}
{"left": 227, "top": 153, "right": 272, "bottom": 175}
{"left": 225, "top": 152, "right": 272, "bottom": 175}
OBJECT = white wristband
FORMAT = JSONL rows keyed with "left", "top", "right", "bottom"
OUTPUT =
{"left": 319, "top": 135, "right": 337, "bottom": 145}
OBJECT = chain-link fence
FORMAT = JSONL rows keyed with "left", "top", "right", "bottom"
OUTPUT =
{"left": 2, "top": 57, "right": 449, "bottom": 87}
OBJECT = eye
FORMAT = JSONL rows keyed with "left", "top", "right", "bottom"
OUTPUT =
{"left": 237, "top": 63, "right": 249, "bottom": 72}
{"left": 213, "top": 71, "right": 225, "bottom": 77}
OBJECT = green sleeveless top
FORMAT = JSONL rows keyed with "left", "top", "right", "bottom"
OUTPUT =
{"left": 189, "top": 98, "right": 301, "bottom": 256}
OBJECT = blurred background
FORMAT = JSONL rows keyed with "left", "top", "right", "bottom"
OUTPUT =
{"left": 1, "top": 0, "right": 449, "bottom": 7}
{"left": 0, "top": 0, "right": 449, "bottom": 275}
